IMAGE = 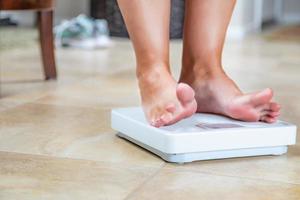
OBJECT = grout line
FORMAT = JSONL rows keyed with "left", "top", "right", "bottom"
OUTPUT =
{"left": 61, "top": 134, "right": 108, "bottom": 157}
{"left": 0, "top": 150, "right": 164, "bottom": 171}
{"left": 29, "top": 100, "right": 116, "bottom": 110}
{"left": 0, "top": 99, "right": 113, "bottom": 111}
{"left": 124, "top": 162, "right": 166, "bottom": 200}
{"left": 161, "top": 165, "right": 300, "bottom": 186}
{"left": 2, "top": 148, "right": 300, "bottom": 187}
{"left": 0, "top": 100, "right": 26, "bottom": 112}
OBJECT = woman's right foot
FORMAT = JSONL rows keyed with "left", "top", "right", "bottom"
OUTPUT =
{"left": 138, "top": 66, "right": 197, "bottom": 127}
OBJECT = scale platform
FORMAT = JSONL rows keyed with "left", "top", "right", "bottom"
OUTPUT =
{"left": 111, "top": 107, "right": 297, "bottom": 163}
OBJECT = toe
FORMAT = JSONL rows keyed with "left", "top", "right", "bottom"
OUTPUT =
{"left": 148, "top": 108, "right": 165, "bottom": 127}
{"left": 151, "top": 117, "right": 164, "bottom": 127}
{"left": 160, "top": 112, "right": 174, "bottom": 125}
{"left": 250, "top": 88, "right": 273, "bottom": 106}
{"left": 268, "top": 111, "right": 280, "bottom": 118}
{"left": 259, "top": 102, "right": 280, "bottom": 111}
{"left": 270, "top": 102, "right": 281, "bottom": 112}
{"left": 146, "top": 83, "right": 197, "bottom": 127}
{"left": 259, "top": 104, "right": 280, "bottom": 123}
{"left": 185, "top": 99, "right": 198, "bottom": 117}
{"left": 260, "top": 115, "right": 276, "bottom": 123}
{"left": 164, "top": 104, "right": 195, "bottom": 125}
{"left": 176, "top": 83, "right": 195, "bottom": 106}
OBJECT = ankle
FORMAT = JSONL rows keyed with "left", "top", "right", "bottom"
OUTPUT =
{"left": 136, "top": 60, "right": 169, "bottom": 77}
{"left": 137, "top": 64, "right": 171, "bottom": 86}
{"left": 193, "top": 64, "right": 225, "bottom": 79}
{"left": 180, "top": 62, "right": 225, "bottom": 84}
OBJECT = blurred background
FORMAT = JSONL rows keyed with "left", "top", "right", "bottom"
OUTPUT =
{"left": 1, "top": 0, "right": 300, "bottom": 37}
{"left": 1, "top": 0, "right": 299, "bottom": 101}
{"left": 1, "top": 0, "right": 300, "bottom": 121}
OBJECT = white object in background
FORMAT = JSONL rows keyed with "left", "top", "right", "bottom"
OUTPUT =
{"left": 111, "top": 107, "right": 297, "bottom": 163}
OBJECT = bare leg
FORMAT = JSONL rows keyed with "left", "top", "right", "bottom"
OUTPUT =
{"left": 118, "top": 0, "right": 197, "bottom": 127}
{"left": 180, "top": 0, "right": 280, "bottom": 123}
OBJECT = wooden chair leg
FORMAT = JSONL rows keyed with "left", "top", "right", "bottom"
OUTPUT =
{"left": 37, "top": 10, "right": 57, "bottom": 80}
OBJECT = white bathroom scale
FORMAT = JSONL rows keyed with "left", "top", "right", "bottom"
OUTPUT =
{"left": 111, "top": 107, "right": 297, "bottom": 163}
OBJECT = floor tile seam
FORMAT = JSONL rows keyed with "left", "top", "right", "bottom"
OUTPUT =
{"left": 124, "top": 162, "right": 167, "bottom": 200}
{"left": 161, "top": 166, "right": 300, "bottom": 186}
{"left": 28, "top": 100, "right": 116, "bottom": 110}
{"left": 0, "top": 150, "right": 165, "bottom": 171}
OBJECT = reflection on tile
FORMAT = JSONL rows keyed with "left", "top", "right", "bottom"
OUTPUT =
{"left": 0, "top": 81, "right": 56, "bottom": 103}
{"left": 165, "top": 146, "right": 300, "bottom": 184}
{"left": 62, "top": 132, "right": 164, "bottom": 167}
{"left": 0, "top": 151, "right": 159, "bottom": 200}
{"left": 36, "top": 77, "right": 140, "bottom": 109}
{"left": 0, "top": 100, "right": 24, "bottom": 112}
{"left": 0, "top": 103, "right": 163, "bottom": 167}
{"left": 0, "top": 103, "right": 110, "bottom": 154}
{"left": 128, "top": 168, "right": 300, "bottom": 200}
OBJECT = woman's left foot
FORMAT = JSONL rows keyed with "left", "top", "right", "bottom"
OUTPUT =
{"left": 180, "top": 70, "right": 280, "bottom": 123}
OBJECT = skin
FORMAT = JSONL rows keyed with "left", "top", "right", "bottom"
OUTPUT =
{"left": 117, "top": 0, "right": 280, "bottom": 127}
{"left": 117, "top": 0, "right": 197, "bottom": 127}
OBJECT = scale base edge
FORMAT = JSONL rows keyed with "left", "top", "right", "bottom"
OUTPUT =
{"left": 117, "top": 132, "right": 288, "bottom": 163}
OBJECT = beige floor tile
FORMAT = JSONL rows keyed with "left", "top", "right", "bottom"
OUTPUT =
{"left": 128, "top": 168, "right": 300, "bottom": 200}
{"left": 0, "top": 47, "right": 116, "bottom": 102}
{"left": 0, "top": 100, "right": 25, "bottom": 112}
{"left": 0, "top": 151, "right": 159, "bottom": 200}
{"left": 0, "top": 103, "right": 164, "bottom": 167}
{"left": 0, "top": 48, "right": 44, "bottom": 81}
{"left": 54, "top": 38, "right": 136, "bottom": 76}
{"left": 0, "top": 80, "right": 57, "bottom": 102}
{"left": 0, "top": 47, "right": 114, "bottom": 80}
{"left": 61, "top": 132, "right": 164, "bottom": 167}
{"left": 36, "top": 76, "right": 140, "bottom": 109}
{"left": 164, "top": 145, "right": 300, "bottom": 185}
{"left": 0, "top": 103, "right": 110, "bottom": 154}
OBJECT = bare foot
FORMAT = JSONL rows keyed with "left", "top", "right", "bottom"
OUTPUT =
{"left": 138, "top": 66, "right": 197, "bottom": 127}
{"left": 180, "top": 70, "right": 280, "bottom": 123}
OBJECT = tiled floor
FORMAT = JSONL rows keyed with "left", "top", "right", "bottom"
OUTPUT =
{"left": 0, "top": 34, "right": 300, "bottom": 199}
